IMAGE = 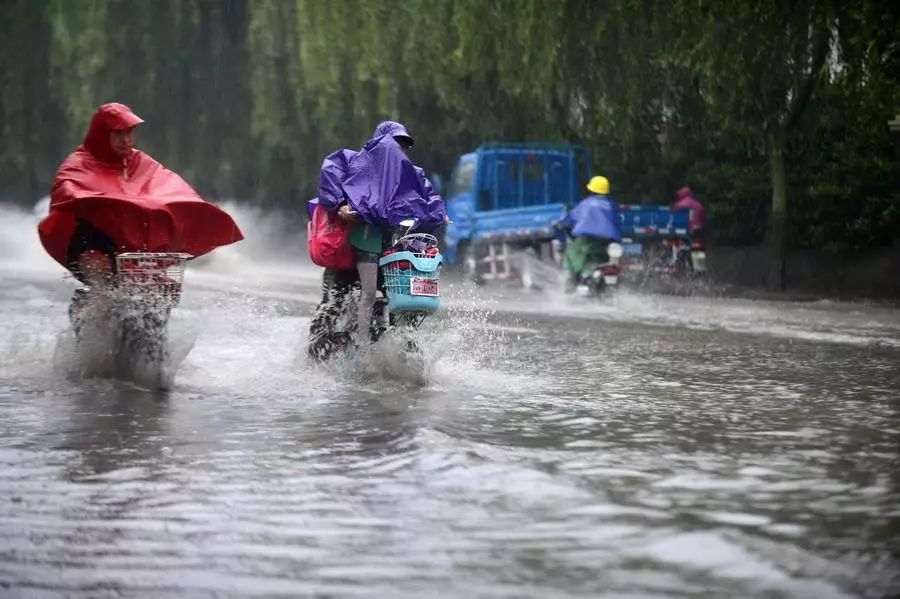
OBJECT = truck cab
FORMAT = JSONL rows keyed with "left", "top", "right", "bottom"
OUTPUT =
{"left": 443, "top": 143, "right": 591, "bottom": 279}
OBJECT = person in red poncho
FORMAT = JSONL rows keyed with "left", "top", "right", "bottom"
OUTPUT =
{"left": 38, "top": 102, "right": 243, "bottom": 286}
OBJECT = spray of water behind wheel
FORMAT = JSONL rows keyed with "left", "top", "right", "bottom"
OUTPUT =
{"left": 54, "top": 253, "right": 197, "bottom": 391}
{"left": 513, "top": 246, "right": 566, "bottom": 293}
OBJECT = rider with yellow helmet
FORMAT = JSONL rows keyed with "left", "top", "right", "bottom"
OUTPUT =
{"left": 557, "top": 175, "right": 623, "bottom": 292}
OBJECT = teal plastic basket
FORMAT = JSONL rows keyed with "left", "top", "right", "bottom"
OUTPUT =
{"left": 379, "top": 250, "right": 443, "bottom": 313}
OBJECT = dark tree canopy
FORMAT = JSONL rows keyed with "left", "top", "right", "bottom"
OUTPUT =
{"left": 1, "top": 0, "right": 897, "bottom": 264}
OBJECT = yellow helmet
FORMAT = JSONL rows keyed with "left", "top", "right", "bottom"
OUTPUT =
{"left": 586, "top": 176, "right": 610, "bottom": 195}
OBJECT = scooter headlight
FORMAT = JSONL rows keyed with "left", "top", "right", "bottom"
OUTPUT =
{"left": 607, "top": 243, "right": 623, "bottom": 259}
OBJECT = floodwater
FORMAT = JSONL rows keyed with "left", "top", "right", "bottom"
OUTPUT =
{"left": 1, "top": 203, "right": 899, "bottom": 598}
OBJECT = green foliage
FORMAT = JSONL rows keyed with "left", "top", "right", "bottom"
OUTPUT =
{"left": 790, "top": 75, "right": 900, "bottom": 251}
{"left": 1, "top": 0, "right": 896, "bottom": 252}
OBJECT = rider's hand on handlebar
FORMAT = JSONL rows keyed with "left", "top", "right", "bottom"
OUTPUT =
{"left": 338, "top": 204, "right": 358, "bottom": 223}
{"left": 78, "top": 249, "right": 114, "bottom": 288}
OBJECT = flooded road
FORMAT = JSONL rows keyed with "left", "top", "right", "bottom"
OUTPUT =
{"left": 1, "top": 204, "right": 899, "bottom": 598}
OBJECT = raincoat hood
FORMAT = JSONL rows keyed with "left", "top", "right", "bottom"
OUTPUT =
{"left": 371, "top": 120, "right": 414, "bottom": 147}
{"left": 676, "top": 186, "right": 693, "bottom": 200}
{"left": 82, "top": 102, "right": 145, "bottom": 164}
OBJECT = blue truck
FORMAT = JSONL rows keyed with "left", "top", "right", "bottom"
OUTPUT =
{"left": 618, "top": 203, "right": 691, "bottom": 252}
{"left": 443, "top": 143, "right": 591, "bottom": 280}
{"left": 442, "top": 142, "right": 701, "bottom": 282}
{"left": 616, "top": 204, "right": 696, "bottom": 277}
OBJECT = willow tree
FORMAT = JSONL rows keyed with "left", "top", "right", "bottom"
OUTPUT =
{"left": 398, "top": 0, "right": 700, "bottom": 202}
{"left": 42, "top": 0, "right": 253, "bottom": 199}
{"left": 686, "top": 1, "right": 834, "bottom": 289}
{"left": 1, "top": 0, "right": 62, "bottom": 203}
{"left": 554, "top": 0, "right": 699, "bottom": 201}
{"left": 294, "top": 0, "right": 401, "bottom": 147}
{"left": 246, "top": 0, "right": 307, "bottom": 203}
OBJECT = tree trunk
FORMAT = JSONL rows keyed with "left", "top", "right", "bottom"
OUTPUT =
{"left": 766, "top": 130, "right": 788, "bottom": 291}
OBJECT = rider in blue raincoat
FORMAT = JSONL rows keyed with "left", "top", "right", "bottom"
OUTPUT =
{"left": 558, "top": 175, "right": 622, "bottom": 291}
{"left": 309, "top": 121, "right": 446, "bottom": 353}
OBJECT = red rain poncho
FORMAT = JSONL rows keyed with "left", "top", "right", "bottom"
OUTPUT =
{"left": 38, "top": 103, "right": 243, "bottom": 271}
{"left": 672, "top": 186, "right": 705, "bottom": 233}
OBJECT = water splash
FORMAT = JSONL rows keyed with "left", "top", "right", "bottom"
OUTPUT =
{"left": 50, "top": 295, "right": 200, "bottom": 391}
{"left": 295, "top": 278, "right": 547, "bottom": 394}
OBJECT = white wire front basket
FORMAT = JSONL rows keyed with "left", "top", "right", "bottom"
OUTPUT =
{"left": 115, "top": 252, "right": 192, "bottom": 297}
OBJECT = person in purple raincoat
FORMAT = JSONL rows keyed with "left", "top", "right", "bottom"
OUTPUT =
{"left": 318, "top": 120, "right": 446, "bottom": 230}
{"left": 310, "top": 121, "right": 447, "bottom": 352}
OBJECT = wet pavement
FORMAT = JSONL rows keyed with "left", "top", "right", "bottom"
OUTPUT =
{"left": 1, "top": 204, "right": 899, "bottom": 598}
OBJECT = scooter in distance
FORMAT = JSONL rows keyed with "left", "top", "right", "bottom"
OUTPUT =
{"left": 572, "top": 241, "right": 624, "bottom": 297}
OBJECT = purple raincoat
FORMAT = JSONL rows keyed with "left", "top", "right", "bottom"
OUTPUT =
{"left": 316, "top": 121, "right": 446, "bottom": 231}
{"left": 563, "top": 195, "right": 622, "bottom": 241}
